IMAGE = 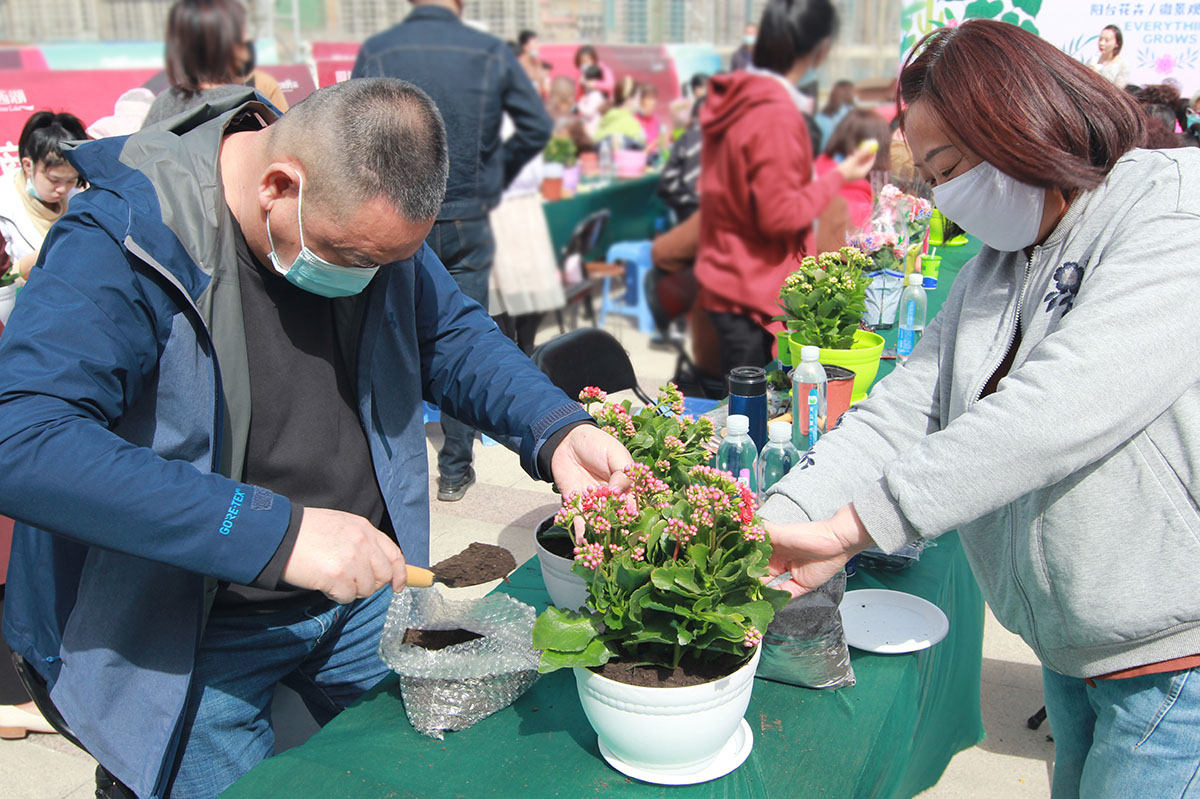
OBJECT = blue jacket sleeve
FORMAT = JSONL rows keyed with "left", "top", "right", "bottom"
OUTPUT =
{"left": 499, "top": 47, "right": 553, "bottom": 187}
{"left": 410, "top": 245, "right": 590, "bottom": 480}
{"left": 0, "top": 220, "right": 290, "bottom": 584}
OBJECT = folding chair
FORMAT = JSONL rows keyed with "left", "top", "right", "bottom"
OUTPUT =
{"left": 556, "top": 210, "right": 623, "bottom": 331}
{"left": 530, "top": 327, "right": 652, "bottom": 407}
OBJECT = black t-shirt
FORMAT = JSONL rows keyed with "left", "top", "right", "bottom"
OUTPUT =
{"left": 211, "top": 209, "right": 391, "bottom": 614}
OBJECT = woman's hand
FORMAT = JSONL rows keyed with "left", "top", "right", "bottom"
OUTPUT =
{"left": 764, "top": 504, "right": 875, "bottom": 598}
{"left": 836, "top": 141, "right": 879, "bottom": 183}
{"left": 17, "top": 251, "right": 38, "bottom": 280}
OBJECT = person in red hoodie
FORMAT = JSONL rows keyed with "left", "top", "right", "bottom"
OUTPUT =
{"left": 696, "top": 0, "right": 876, "bottom": 375}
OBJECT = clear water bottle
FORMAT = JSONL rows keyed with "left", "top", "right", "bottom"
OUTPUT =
{"left": 716, "top": 414, "right": 758, "bottom": 492}
{"left": 598, "top": 138, "right": 614, "bottom": 182}
{"left": 897, "top": 272, "right": 927, "bottom": 361}
{"left": 758, "top": 420, "right": 801, "bottom": 494}
{"left": 791, "top": 345, "right": 826, "bottom": 451}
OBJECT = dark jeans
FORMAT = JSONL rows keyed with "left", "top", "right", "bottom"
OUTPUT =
{"left": 426, "top": 217, "right": 496, "bottom": 484}
{"left": 0, "top": 587, "right": 31, "bottom": 705}
{"left": 707, "top": 311, "right": 774, "bottom": 379}
{"left": 494, "top": 312, "right": 541, "bottom": 356}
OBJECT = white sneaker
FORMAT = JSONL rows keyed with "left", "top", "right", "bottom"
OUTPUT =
{"left": 0, "top": 703, "right": 57, "bottom": 739}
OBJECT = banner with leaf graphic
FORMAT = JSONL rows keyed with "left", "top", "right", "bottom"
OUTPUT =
{"left": 901, "top": 0, "right": 1200, "bottom": 93}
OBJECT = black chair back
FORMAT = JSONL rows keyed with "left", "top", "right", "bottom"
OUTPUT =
{"left": 531, "top": 328, "right": 652, "bottom": 406}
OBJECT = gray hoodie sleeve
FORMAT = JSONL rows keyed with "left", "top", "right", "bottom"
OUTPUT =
{"left": 758, "top": 304, "right": 949, "bottom": 541}
{"left": 852, "top": 180, "right": 1200, "bottom": 549}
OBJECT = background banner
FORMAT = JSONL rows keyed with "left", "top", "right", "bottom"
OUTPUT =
{"left": 901, "top": 0, "right": 1200, "bottom": 93}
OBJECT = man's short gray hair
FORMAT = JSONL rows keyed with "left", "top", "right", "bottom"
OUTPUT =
{"left": 270, "top": 77, "right": 449, "bottom": 221}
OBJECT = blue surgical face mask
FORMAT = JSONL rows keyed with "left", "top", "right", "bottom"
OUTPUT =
{"left": 266, "top": 177, "right": 379, "bottom": 298}
{"left": 23, "top": 168, "right": 42, "bottom": 202}
{"left": 795, "top": 66, "right": 819, "bottom": 89}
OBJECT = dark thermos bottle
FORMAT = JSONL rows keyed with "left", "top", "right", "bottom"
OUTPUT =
{"left": 727, "top": 366, "right": 768, "bottom": 452}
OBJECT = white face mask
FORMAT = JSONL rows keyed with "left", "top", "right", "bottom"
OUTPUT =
{"left": 932, "top": 161, "right": 1046, "bottom": 252}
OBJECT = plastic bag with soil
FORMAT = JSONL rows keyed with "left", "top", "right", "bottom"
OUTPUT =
{"left": 378, "top": 588, "right": 540, "bottom": 739}
{"left": 756, "top": 569, "right": 855, "bottom": 690}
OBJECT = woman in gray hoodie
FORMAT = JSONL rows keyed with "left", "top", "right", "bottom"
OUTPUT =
{"left": 761, "top": 19, "right": 1200, "bottom": 799}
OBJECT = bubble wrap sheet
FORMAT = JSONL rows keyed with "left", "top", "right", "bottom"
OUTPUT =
{"left": 378, "top": 588, "right": 540, "bottom": 739}
{"left": 756, "top": 569, "right": 856, "bottom": 690}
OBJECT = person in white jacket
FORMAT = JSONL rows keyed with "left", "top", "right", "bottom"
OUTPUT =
{"left": 0, "top": 111, "right": 88, "bottom": 284}
{"left": 762, "top": 20, "right": 1200, "bottom": 799}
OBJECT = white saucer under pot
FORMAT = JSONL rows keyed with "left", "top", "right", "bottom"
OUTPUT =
{"left": 573, "top": 645, "right": 761, "bottom": 785}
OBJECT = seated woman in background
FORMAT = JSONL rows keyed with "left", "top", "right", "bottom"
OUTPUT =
{"left": 594, "top": 76, "right": 647, "bottom": 151}
{"left": 814, "top": 108, "right": 892, "bottom": 252}
{"left": 634, "top": 83, "right": 664, "bottom": 153}
{"left": 0, "top": 111, "right": 88, "bottom": 286}
{"left": 143, "top": 0, "right": 286, "bottom": 128}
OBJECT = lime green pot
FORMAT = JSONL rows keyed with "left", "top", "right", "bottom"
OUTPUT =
{"left": 789, "top": 329, "right": 885, "bottom": 404}
{"left": 775, "top": 330, "right": 793, "bottom": 367}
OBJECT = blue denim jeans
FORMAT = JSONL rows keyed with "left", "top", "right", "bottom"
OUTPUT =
{"left": 1043, "top": 665, "right": 1200, "bottom": 799}
{"left": 425, "top": 217, "right": 496, "bottom": 484}
{"left": 165, "top": 587, "right": 394, "bottom": 798}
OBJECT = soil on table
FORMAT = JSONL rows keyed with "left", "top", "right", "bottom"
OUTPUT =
{"left": 537, "top": 527, "right": 576, "bottom": 559}
{"left": 591, "top": 652, "right": 747, "bottom": 688}
{"left": 402, "top": 627, "right": 485, "bottom": 651}
{"left": 430, "top": 542, "right": 517, "bottom": 587}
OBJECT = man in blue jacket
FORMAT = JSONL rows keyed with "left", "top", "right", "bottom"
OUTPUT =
{"left": 352, "top": 0, "right": 555, "bottom": 503}
{"left": 0, "top": 79, "right": 627, "bottom": 798}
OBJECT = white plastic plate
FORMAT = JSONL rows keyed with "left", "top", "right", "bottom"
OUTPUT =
{"left": 841, "top": 589, "right": 950, "bottom": 654}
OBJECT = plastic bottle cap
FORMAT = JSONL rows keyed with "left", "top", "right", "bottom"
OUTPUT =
{"left": 727, "top": 366, "right": 767, "bottom": 396}
{"left": 907, "top": 273, "right": 924, "bottom": 286}
{"left": 768, "top": 420, "right": 792, "bottom": 442}
{"left": 799, "top": 345, "right": 820, "bottom": 362}
{"left": 923, "top": 276, "right": 937, "bottom": 289}
{"left": 726, "top": 414, "right": 749, "bottom": 435}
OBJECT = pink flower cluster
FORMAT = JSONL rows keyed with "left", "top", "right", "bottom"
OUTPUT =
{"left": 573, "top": 541, "right": 605, "bottom": 569}
{"left": 578, "top": 386, "right": 608, "bottom": 403}
{"left": 665, "top": 518, "right": 699, "bottom": 545}
{"left": 743, "top": 627, "right": 763, "bottom": 649}
{"left": 625, "top": 462, "right": 671, "bottom": 509}
{"left": 741, "top": 523, "right": 766, "bottom": 543}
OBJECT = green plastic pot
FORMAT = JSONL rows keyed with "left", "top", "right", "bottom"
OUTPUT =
{"left": 775, "top": 330, "right": 793, "bottom": 367}
{"left": 789, "top": 329, "right": 885, "bottom": 404}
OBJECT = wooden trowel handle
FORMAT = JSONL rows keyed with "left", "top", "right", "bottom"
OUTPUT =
{"left": 406, "top": 565, "right": 436, "bottom": 588}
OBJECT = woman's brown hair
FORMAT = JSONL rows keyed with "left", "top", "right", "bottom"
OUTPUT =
{"left": 898, "top": 19, "right": 1145, "bottom": 192}
{"left": 164, "top": 0, "right": 248, "bottom": 95}
{"left": 824, "top": 108, "right": 890, "bottom": 171}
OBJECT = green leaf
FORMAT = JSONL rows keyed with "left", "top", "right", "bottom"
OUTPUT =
{"left": 1000, "top": 11, "right": 1018, "bottom": 24}
{"left": 537, "top": 638, "right": 612, "bottom": 673}
{"left": 614, "top": 560, "right": 651, "bottom": 594}
{"left": 1020, "top": 19, "right": 1038, "bottom": 34}
{"left": 1011, "top": 0, "right": 1041, "bottom": 14}
{"left": 963, "top": 0, "right": 1003, "bottom": 18}
{"left": 532, "top": 607, "right": 602, "bottom": 653}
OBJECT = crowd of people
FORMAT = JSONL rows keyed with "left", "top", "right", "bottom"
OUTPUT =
{"left": 1, "top": 1, "right": 1200, "bottom": 798}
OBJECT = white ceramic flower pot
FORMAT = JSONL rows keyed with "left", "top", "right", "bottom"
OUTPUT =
{"left": 0, "top": 283, "right": 17, "bottom": 326}
{"left": 574, "top": 645, "right": 761, "bottom": 781}
{"left": 534, "top": 516, "right": 589, "bottom": 612}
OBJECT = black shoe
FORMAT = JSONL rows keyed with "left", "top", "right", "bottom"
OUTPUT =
{"left": 437, "top": 471, "right": 476, "bottom": 502}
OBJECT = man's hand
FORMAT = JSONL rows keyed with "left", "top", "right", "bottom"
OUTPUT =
{"left": 550, "top": 424, "right": 634, "bottom": 497}
{"left": 764, "top": 504, "right": 874, "bottom": 599}
{"left": 281, "top": 507, "right": 408, "bottom": 604}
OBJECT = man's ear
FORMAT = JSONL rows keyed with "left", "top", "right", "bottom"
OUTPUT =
{"left": 257, "top": 162, "right": 301, "bottom": 215}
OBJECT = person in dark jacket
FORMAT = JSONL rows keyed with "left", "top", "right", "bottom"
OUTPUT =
{"left": 352, "top": 0, "right": 554, "bottom": 503}
{"left": 0, "top": 79, "right": 628, "bottom": 799}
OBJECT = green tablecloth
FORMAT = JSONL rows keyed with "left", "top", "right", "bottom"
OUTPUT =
{"left": 223, "top": 533, "right": 984, "bottom": 799}
{"left": 542, "top": 175, "right": 667, "bottom": 260}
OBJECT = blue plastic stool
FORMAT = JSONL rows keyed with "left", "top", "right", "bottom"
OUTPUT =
{"left": 598, "top": 240, "right": 656, "bottom": 334}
